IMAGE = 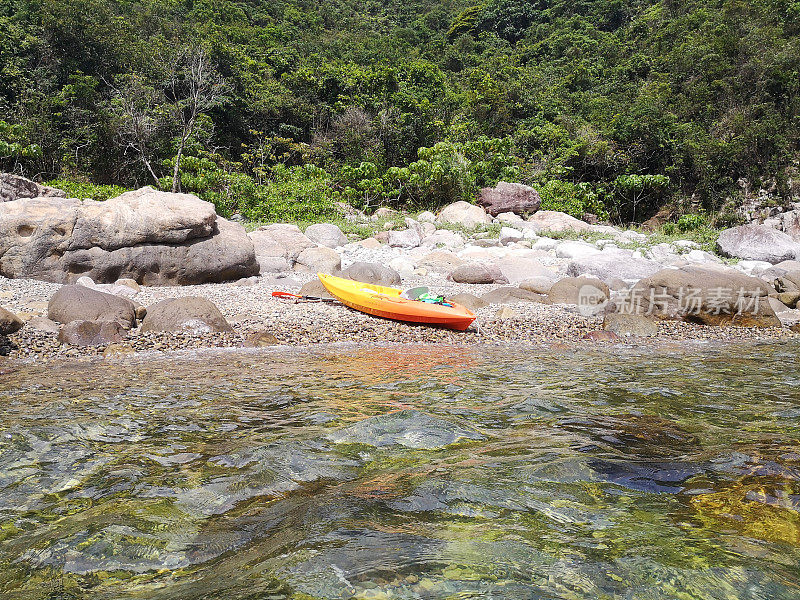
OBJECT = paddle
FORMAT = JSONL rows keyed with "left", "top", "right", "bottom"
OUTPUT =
{"left": 271, "top": 291, "right": 338, "bottom": 303}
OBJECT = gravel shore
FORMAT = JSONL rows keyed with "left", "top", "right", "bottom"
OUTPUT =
{"left": 1, "top": 273, "right": 797, "bottom": 363}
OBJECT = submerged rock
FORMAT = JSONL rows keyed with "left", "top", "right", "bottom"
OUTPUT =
{"left": 329, "top": 410, "right": 484, "bottom": 449}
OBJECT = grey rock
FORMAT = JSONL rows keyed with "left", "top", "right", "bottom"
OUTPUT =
{"left": 418, "top": 251, "right": 465, "bottom": 274}
{"left": 494, "top": 256, "right": 557, "bottom": 285}
{"left": 48, "top": 285, "right": 136, "bottom": 328}
{"left": 450, "top": 263, "right": 508, "bottom": 285}
{"left": 0, "top": 173, "right": 65, "bottom": 202}
{"left": 27, "top": 316, "right": 60, "bottom": 333}
{"left": 58, "top": 320, "right": 126, "bottom": 346}
{"left": 449, "top": 293, "right": 487, "bottom": 312}
{"left": 298, "top": 279, "right": 335, "bottom": 300}
{"left": 716, "top": 224, "right": 800, "bottom": 264}
{"left": 294, "top": 246, "right": 341, "bottom": 274}
{"left": 603, "top": 313, "right": 658, "bottom": 337}
{"left": 567, "top": 251, "right": 661, "bottom": 283}
{"left": 341, "top": 262, "right": 401, "bottom": 286}
{"left": 481, "top": 287, "right": 545, "bottom": 305}
{"left": 329, "top": 410, "right": 484, "bottom": 449}
{"left": 626, "top": 265, "right": 780, "bottom": 327}
{"left": 435, "top": 201, "right": 492, "bottom": 229}
{"left": 519, "top": 277, "right": 556, "bottom": 294}
{"left": 387, "top": 227, "right": 422, "bottom": 248}
{"left": 548, "top": 276, "right": 610, "bottom": 307}
{"left": 527, "top": 210, "right": 592, "bottom": 233}
{"left": 141, "top": 297, "right": 232, "bottom": 333}
{"left": 0, "top": 305, "right": 23, "bottom": 335}
{"left": 304, "top": 223, "right": 347, "bottom": 248}
{"left": 248, "top": 223, "right": 315, "bottom": 274}
{"left": 499, "top": 226, "right": 523, "bottom": 245}
{"left": 555, "top": 241, "right": 602, "bottom": 260}
{"left": 477, "top": 181, "right": 541, "bottom": 216}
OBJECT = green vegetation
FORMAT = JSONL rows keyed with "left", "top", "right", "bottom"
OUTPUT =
{"left": 1, "top": 0, "right": 798, "bottom": 223}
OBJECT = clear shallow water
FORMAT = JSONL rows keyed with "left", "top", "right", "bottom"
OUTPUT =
{"left": 1, "top": 343, "right": 799, "bottom": 599}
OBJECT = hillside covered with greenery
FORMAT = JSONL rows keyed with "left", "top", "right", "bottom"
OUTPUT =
{"left": 1, "top": 0, "right": 798, "bottom": 223}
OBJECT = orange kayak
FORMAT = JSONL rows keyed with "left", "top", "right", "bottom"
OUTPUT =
{"left": 318, "top": 273, "right": 476, "bottom": 331}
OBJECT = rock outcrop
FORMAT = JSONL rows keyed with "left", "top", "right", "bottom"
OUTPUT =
{"left": 0, "top": 173, "right": 65, "bottom": 202}
{"left": 0, "top": 187, "right": 259, "bottom": 284}
{"left": 477, "top": 182, "right": 541, "bottom": 217}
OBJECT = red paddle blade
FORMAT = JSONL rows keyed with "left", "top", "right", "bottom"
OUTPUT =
{"left": 271, "top": 291, "right": 302, "bottom": 299}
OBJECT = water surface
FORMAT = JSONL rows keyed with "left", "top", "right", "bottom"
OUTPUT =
{"left": 1, "top": 343, "right": 799, "bottom": 599}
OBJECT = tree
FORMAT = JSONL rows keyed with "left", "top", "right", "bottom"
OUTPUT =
{"left": 111, "top": 75, "right": 164, "bottom": 185}
{"left": 167, "top": 46, "right": 227, "bottom": 193}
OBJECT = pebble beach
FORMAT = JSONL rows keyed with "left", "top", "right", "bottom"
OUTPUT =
{"left": 2, "top": 270, "right": 797, "bottom": 363}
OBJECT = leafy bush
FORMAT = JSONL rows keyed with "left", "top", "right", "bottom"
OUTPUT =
{"left": 338, "top": 137, "right": 519, "bottom": 210}
{"left": 45, "top": 179, "right": 128, "bottom": 201}
{"left": 160, "top": 153, "right": 337, "bottom": 221}
{"left": 676, "top": 213, "right": 707, "bottom": 232}
{"left": 537, "top": 179, "right": 608, "bottom": 220}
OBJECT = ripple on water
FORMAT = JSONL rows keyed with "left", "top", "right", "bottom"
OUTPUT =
{"left": 0, "top": 343, "right": 800, "bottom": 599}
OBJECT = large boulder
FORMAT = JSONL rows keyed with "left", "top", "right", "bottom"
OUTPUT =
{"left": 0, "top": 306, "right": 23, "bottom": 335}
{"left": 248, "top": 224, "right": 315, "bottom": 273}
{"left": 567, "top": 250, "right": 662, "bottom": 283}
{"left": 0, "top": 173, "right": 65, "bottom": 202}
{"left": 387, "top": 227, "right": 422, "bottom": 248}
{"left": 294, "top": 246, "right": 341, "bottom": 274}
{"left": 527, "top": 210, "right": 592, "bottom": 233}
{"left": 304, "top": 223, "right": 347, "bottom": 248}
{"left": 48, "top": 285, "right": 137, "bottom": 328}
{"left": 0, "top": 187, "right": 259, "bottom": 284}
{"left": 716, "top": 224, "right": 800, "bottom": 264}
{"left": 493, "top": 256, "right": 558, "bottom": 285}
{"left": 141, "top": 297, "right": 232, "bottom": 333}
{"left": 620, "top": 266, "right": 780, "bottom": 327}
{"left": 58, "top": 320, "right": 126, "bottom": 346}
{"left": 341, "top": 262, "right": 401, "bottom": 286}
{"left": 548, "top": 276, "right": 610, "bottom": 307}
{"left": 477, "top": 182, "right": 541, "bottom": 217}
{"left": 435, "top": 201, "right": 492, "bottom": 229}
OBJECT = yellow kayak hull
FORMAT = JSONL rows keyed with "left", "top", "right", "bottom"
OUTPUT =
{"left": 318, "top": 273, "right": 476, "bottom": 331}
